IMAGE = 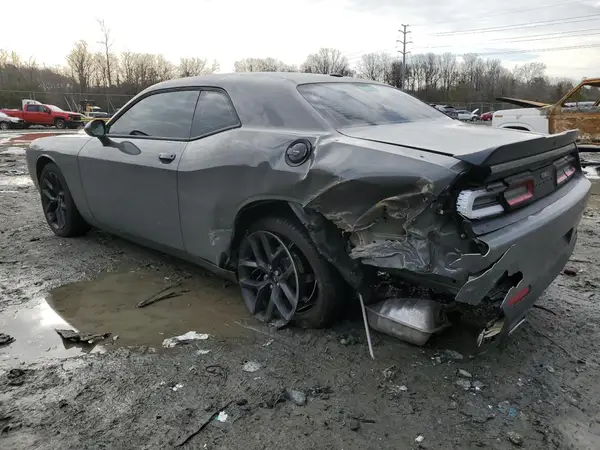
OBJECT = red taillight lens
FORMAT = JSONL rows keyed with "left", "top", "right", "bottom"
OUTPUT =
{"left": 504, "top": 179, "right": 534, "bottom": 207}
{"left": 507, "top": 286, "right": 530, "bottom": 307}
{"left": 557, "top": 165, "right": 576, "bottom": 184}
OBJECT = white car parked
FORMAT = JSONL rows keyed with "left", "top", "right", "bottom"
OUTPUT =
{"left": 456, "top": 109, "right": 479, "bottom": 121}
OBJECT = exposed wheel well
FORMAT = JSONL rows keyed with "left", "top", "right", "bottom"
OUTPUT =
{"left": 228, "top": 200, "right": 296, "bottom": 265}
{"left": 502, "top": 126, "right": 530, "bottom": 132}
{"left": 36, "top": 156, "right": 54, "bottom": 182}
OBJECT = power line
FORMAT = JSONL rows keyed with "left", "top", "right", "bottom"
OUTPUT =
{"left": 432, "top": 13, "right": 600, "bottom": 36}
{"left": 412, "top": 0, "right": 590, "bottom": 27}
{"left": 472, "top": 42, "right": 600, "bottom": 56}
{"left": 410, "top": 29, "right": 600, "bottom": 52}
{"left": 492, "top": 26, "right": 600, "bottom": 42}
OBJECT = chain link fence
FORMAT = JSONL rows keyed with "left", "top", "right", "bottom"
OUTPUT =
{"left": 0, "top": 90, "right": 135, "bottom": 114}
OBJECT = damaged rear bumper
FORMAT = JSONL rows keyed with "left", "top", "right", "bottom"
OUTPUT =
{"left": 455, "top": 174, "right": 590, "bottom": 343}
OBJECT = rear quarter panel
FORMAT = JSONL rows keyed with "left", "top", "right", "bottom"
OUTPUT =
{"left": 27, "top": 134, "right": 96, "bottom": 225}
{"left": 177, "top": 128, "right": 463, "bottom": 266}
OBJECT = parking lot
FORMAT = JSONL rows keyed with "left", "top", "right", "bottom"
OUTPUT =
{"left": 1, "top": 130, "right": 600, "bottom": 449}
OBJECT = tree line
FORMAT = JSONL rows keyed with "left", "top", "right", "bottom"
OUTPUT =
{"left": 0, "top": 29, "right": 579, "bottom": 112}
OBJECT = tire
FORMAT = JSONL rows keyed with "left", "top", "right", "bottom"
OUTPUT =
{"left": 39, "top": 162, "right": 90, "bottom": 237}
{"left": 0, "top": 122, "right": 9, "bottom": 130}
{"left": 238, "top": 215, "right": 345, "bottom": 329}
{"left": 54, "top": 118, "right": 65, "bottom": 129}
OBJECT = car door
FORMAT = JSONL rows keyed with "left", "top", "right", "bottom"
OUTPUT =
{"left": 177, "top": 89, "right": 242, "bottom": 262}
{"left": 78, "top": 89, "right": 200, "bottom": 250}
{"left": 24, "top": 105, "right": 47, "bottom": 124}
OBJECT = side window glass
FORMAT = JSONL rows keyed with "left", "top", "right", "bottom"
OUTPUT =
{"left": 109, "top": 90, "right": 200, "bottom": 139}
{"left": 26, "top": 105, "right": 39, "bottom": 112}
{"left": 191, "top": 90, "right": 239, "bottom": 137}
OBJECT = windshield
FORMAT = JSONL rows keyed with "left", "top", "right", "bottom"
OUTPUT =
{"left": 297, "top": 82, "right": 448, "bottom": 129}
{"left": 47, "top": 105, "right": 65, "bottom": 112}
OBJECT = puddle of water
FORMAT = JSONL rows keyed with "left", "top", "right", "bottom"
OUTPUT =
{"left": 0, "top": 270, "right": 252, "bottom": 364}
{"left": 0, "top": 300, "right": 104, "bottom": 365}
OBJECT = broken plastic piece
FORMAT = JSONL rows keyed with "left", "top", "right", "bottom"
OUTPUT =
{"left": 162, "top": 331, "right": 210, "bottom": 348}
{"left": 358, "top": 293, "right": 375, "bottom": 359}
{"left": 55, "top": 329, "right": 110, "bottom": 344}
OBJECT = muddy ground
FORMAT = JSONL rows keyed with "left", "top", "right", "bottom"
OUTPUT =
{"left": 1, "top": 131, "right": 600, "bottom": 449}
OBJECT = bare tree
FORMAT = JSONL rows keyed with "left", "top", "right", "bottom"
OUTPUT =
{"left": 302, "top": 48, "right": 351, "bottom": 75}
{"left": 178, "top": 57, "right": 219, "bottom": 77}
{"left": 97, "top": 19, "right": 113, "bottom": 87}
{"left": 439, "top": 53, "right": 457, "bottom": 96}
{"left": 513, "top": 62, "right": 547, "bottom": 85}
{"left": 66, "top": 40, "right": 94, "bottom": 92}
{"left": 357, "top": 52, "right": 391, "bottom": 82}
{"left": 234, "top": 57, "right": 296, "bottom": 72}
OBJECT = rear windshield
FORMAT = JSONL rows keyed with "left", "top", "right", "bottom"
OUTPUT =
{"left": 297, "top": 82, "right": 448, "bottom": 128}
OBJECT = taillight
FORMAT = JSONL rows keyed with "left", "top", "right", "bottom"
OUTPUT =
{"left": 503, "top": 179, "right": 534, "bottom": 207}
{"left": 456, "top": 184, "right": 505, "bottom": 219}
{"left": 554, "top": 155, "right": 577, "bottom": 185}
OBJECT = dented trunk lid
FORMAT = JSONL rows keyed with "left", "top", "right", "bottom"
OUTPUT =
{"left": 338, "top": 121, "right": 578, "bottom": 166}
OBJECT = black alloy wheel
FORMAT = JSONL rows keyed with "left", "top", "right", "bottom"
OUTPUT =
{"left": 40, "top": 170, "right": 67, "bottom": 230}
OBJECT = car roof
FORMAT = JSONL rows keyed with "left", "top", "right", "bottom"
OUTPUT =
{"left": 131, "top": 72, "right": 390, "bottom": 131}
{"left": 148, "top": 72, "right": 380, "bottom": 92}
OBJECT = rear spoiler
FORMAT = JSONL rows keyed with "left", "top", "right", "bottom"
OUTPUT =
{"left": 496, "top": 97, "right": 550, "bottom": 109}
{"left": 451, "top": 130, "right": 578, "bottom": 167}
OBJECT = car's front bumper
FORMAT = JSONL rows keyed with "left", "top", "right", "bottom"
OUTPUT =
{"left": 454, "top": 174, "right": 590, "bottom": 345}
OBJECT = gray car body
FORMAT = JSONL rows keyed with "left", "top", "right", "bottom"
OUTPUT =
{"left": 25, "top": 72, "right": 590, "bottom": 341}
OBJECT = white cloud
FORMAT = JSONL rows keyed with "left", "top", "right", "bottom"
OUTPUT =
{"left": 1, "top": 0, "right": 599, "bottom": 78}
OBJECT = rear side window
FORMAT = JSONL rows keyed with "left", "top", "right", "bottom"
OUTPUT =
{"left": 109, "top": 90, "right": 200, "bottom": 139}
{"left": 191, "top": 90, "right": 239, "bottom": 138}
{"left": 297, "top": 82, "right": 447, "bottom": 129}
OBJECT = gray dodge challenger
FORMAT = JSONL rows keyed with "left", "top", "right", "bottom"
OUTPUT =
{"left": 25, "top": 72, "right": 590, "bottom": 348}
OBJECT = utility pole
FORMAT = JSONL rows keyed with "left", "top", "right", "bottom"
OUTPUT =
{"left": 396, "top": 24, "right": 412, "bottom": 90}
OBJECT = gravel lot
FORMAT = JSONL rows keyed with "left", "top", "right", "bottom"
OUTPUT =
{"left": 1, "top": 130, "right": 600, "bottom": 449}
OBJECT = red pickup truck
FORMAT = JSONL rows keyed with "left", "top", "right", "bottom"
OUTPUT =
{"left": 1, "top": 100, "right": 84, "bottom": 129}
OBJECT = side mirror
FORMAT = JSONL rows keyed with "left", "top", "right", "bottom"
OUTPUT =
{"left": 46, "top": 109, "right": 51, "bottom": 114}
{"left": 84, "top": 119, "right": 106, "bottom": 138}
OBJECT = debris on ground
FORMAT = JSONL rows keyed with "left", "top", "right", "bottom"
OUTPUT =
{"left": 472, "top": 381, "right": 485, "bottom": 391}
{"left": 563, "top": 267, "right": 578, "bottom": 276}
{"left": 389, "top": 385, "right": 408, "bottom": 395}
{"left": 262, "top": 339, "right": 274, "bottom": 347}
{"left": 415, "top": 434, "right": 424, "bottom": 443}
{"left": 172, "top": 383, "right": 183, "bottom": 392}
{"left": 6, "top": 368, "right": 27, "bottom": 386}
{"left": 0, "top": 333, "right": 15, "bottom": 347}
{"left": 112, "top": 335, "right": 119, "bottom": 341}
{"left": 242, "top": 361, "right": 262, "bottom": 373}
{"left": 285, "top": 389, "right": 307, "bottom": 406}
{"left": 162, "top": 331, "right": 210, "bottom": 348}
{"left": 457, "top": 369, "right": 472, "bottom": 378}
{"left": 347, "top": 418, "right": 360, "bottom": 431}
{"left": 55, "top": 329, "right": 110, "bottom": 344}
{"left": 546, "top": 365, "right": 555, "bottom": 373}
{"left": 216, "top": 411, "right": 228, "bottom": 423}
{"left": 196, "top": 349, "right": 211, "bottom": 355}
{"left": 442, "top": 349, "right": 464, "bottom": 361}
{"left": 507, "top": 431, "right": 523, "bottom": 446}
{"left": 340, "top": 335, "right": 359, "bottom": 346}
{"left": 382, "top": 365, "right": 397, "bottom": 381}
{"left": 456, "top": 379, "right": 472, "bottom": 390}
{"left": 136, "top": 280, "right": 188, "bottom": 308}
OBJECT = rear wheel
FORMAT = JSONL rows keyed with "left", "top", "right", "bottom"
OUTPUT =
{"left": 39, "top": 162, "right": 90, "bottom": 237}
{"left": 54, "top": 119, "right": 65, "bottom": 129}
{"left": 237, "top": 215, "right": 344, "bottom": 329}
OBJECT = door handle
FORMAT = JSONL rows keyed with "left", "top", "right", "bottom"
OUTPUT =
{"left": 158, "top": 153, "right": 176, "bottom": 163}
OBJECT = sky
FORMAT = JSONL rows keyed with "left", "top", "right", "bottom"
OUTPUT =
{"left": 2, "top": 0, "right": 600, "bottom": 79}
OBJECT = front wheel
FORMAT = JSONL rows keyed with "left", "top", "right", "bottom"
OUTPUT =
{"left": 0, "top": 122, "right": 9, "bottom": 130}
{"left": 39, "top": 162, "right": 90, "bottom": 237}
{"left": 54, "top": 119, "right": 65, "bottom": 129}
{"left": 237, "top": 215, "right": 345, "bottom": 329}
